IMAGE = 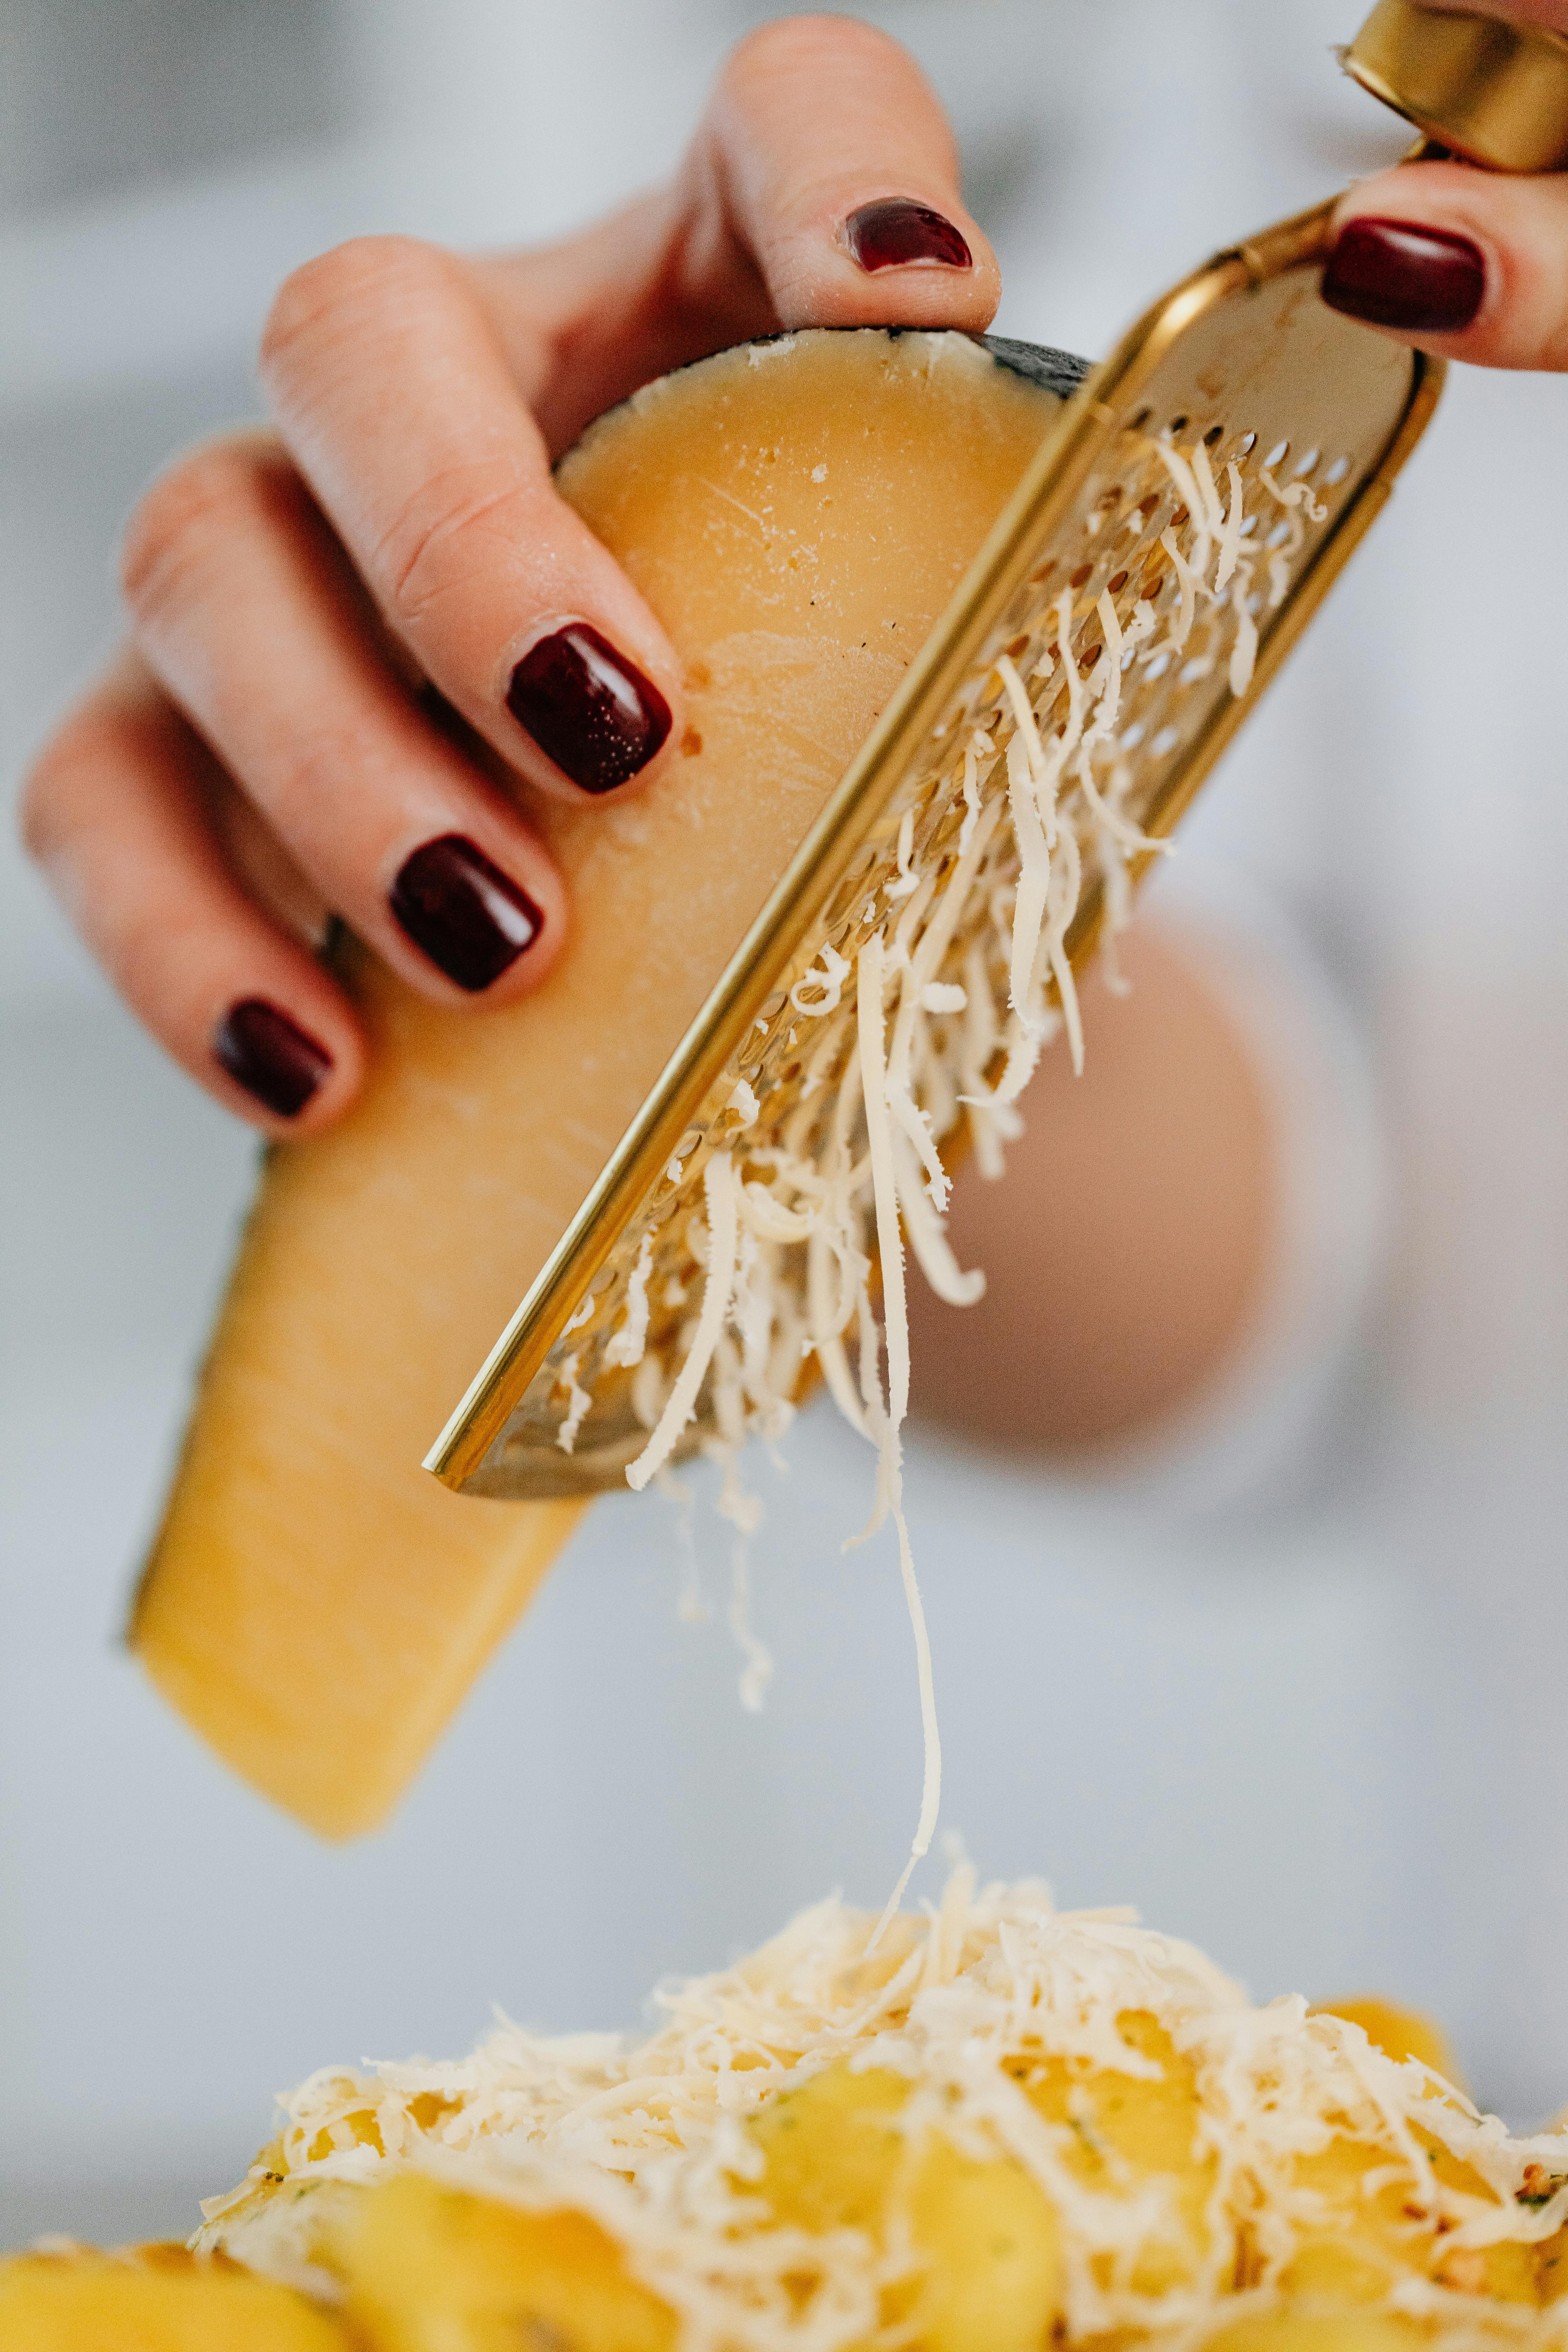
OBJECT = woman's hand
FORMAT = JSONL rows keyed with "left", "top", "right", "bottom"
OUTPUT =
{"left": 21, "top": 16, "right": 999, "bottom": 1133}
{"left": 1325, "top": 0, "right": 1568, "bottom": 369}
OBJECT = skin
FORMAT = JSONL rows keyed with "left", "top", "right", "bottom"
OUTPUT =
{"left": 1334, "top": 0, "right": 1568, "bottom": 373}
{"left": 19, "top": 15, "right": 1001, "bottom": 1138}
{"left": 21, "top": 4, "right": 1559, "bottom": 1450}
{"left": 908, "top": 923, "right": 1275, "bottom": 1458}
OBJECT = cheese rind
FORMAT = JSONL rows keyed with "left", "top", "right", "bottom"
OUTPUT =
{"left": 132, "top": 330, "right": 1065, "bottom": 1837}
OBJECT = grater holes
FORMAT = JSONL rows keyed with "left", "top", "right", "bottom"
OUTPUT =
{"left": 531, "top": 386, "right": 1354, "bottom": 1477}
{"left": 1264, "top": 439, "right": 1289, "bottom": 468}
{"left": 1323, "top": 455, "right": 1350, "bottom": 485}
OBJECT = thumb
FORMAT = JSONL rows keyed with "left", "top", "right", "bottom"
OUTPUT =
{"left": 1329, "top": 158, "right": 1568, "bottom": 371}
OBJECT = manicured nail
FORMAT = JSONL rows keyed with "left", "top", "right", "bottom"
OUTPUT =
{"left": 844, "top": 198, "right": 972, "bottom": 274}
{"left": 506, "top": 622, "right": 672, "bottom": 794}
{"left": 214, "top": 997, "right": 331, "bottom": 1117}
{"left": 390, "top": 834, "right": 543, "bottom": 991}
{"left": 1322, "top": 218, "right": 1484, "bottom": 334}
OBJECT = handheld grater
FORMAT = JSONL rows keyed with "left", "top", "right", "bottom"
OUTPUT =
{"left": 429, "top": 0, "right": 1563, "bottom": 1502}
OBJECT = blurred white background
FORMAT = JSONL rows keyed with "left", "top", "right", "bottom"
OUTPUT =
{"left": 6, "top": 0, "right": 1568, "bottom": 2250}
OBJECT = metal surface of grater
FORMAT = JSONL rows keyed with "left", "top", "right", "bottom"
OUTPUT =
{"left": 430, "top": 0, "right": 1568, "bottom": 1503}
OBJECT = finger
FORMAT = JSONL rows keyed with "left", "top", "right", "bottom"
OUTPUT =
{"left": 1329, "top": 160, "right": 1568, "bottom": 370}
{"left": 686, "top": 14, "right": 1002, "bottom": 333}
{"left": 258, "top": 235, "right": 681, "bottom": 806}
{"left": 120, "top": 431, "right": 568, "bottom": 1002}
{"left": 1420, "top": 0, "right": 1568, "bottom": 28}
{"left": 21, "top": 655, "right": 364, "bottom": 1135}
{"left": 470, "top": 16, "right": 1002, "bottom": 455}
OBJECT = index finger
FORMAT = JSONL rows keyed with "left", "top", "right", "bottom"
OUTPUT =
{"left": 259, "top": 234, "right": 681, "bottom": 807}
{"left": 475, "top": 14, "right": 1002, "bottom": 450}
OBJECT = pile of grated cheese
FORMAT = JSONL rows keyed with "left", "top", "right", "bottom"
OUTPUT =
{"left": 593, "top": 438, "right": 1326, "bottom": 1923}
{"left": 201, "top": 1869, "right": 1568, "bottom": 2350}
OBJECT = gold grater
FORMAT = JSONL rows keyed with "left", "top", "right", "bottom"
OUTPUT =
{"left": 1345, "top": 0, "right": 1568, "bottom": 170}
{"left": 429, "top": 2, "right": 1561, "bottom": 1504}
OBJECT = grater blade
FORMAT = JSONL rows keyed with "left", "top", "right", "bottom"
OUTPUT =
{"left": 428, "top": 198, "right": 1440, "bottom": 1500}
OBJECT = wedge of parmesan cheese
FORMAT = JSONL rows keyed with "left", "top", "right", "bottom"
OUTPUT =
{"left": 131, "top": 331, "right": 1070, "bottom": 1838}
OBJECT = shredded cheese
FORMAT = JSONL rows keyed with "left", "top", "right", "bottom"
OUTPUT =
{"left": 202, "top": 1870, "right": 1568, "bottom": 2351}
{"left": 538, "top": 434, "right": 1322, "bottom": 1909}
{"left": 627, "top": 1154, "right": 740, "bottom": 1492}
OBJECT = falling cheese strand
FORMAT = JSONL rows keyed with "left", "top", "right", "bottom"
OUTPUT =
{"left": 609, "top": 436, "right": 1302, "bottom": 1903}
{"left": 856, "top": 933, "right": 909, "bottom": 1431}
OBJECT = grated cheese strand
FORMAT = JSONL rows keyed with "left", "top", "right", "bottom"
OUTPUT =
{"left": 856, "top": 933, "right": 909, "bottom": 1430}
{"left": 604, "top": 1231, "right": 656, "bottom": 1369}
{"left": 555, "top": 1353, "right": 592, "bottom": 1454}
{"left": 626, "top": 1152, "right": 739, "bottom": 1492}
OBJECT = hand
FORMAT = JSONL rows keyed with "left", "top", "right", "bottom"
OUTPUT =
{"left": 1325, "top": 0, "right": 1568, "bottom": 369}
{"left": 21, "top": 16, "right": 999, "bottom": 1133}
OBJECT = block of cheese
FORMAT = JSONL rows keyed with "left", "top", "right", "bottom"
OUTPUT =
{"left": 132, "top": 328, "right": 1071, "bottom": 1837}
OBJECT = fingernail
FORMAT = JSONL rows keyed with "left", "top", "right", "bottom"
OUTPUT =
{"left": 844, "top": 198, "right": 972, "bottom": 274}
{"left": 1322, "top": 218, "right": 1484, "bottom": 334}
{"left": 390, "top": 834, "right": 544, "bottom": 991}
{"left": 506, "top": 622, "right": 672, "bottom": 794}
{"left": 214, "top": 997, "right": 331, "bottom": 1117}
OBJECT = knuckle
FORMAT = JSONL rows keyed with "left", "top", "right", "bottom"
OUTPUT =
{"left": 114, "top": 902, "right": 199, "bottom": 1017}
{"left": 726, "top": 11, "right": 897, "bottom": 90}
{"left": 260, "top": 233, "right": 444, "bottom": 380}
{"left": 18, "top": 741, "right": 71, "bottom": 867}
{"left": 266, "top": 718, "right": 392, "bottom": 841}
{"left": 120, "top": 438, "right": 258, "bottom": 624}
{"left": 375, "top": 461, "right": 530, "bottom": 637}
{"left": 18, "top": 700, "right": 115, "bottom": 867}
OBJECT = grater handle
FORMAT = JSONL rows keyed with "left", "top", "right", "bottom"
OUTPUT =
{"left": 1345, "top": 0, "right": 1568, "bottom": 172}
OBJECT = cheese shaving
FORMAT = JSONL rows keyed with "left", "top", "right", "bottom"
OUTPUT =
{"left": 627, "top": 1155, "right": 739, "bottom": 1492}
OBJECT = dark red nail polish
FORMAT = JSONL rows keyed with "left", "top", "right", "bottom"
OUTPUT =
{"left": 1322, "top": 218, "right": 1484, "bottom": 334}
{"left": 844, "top": 198, "right": 972, "bottom": 274}
{"left": 390, "top": 833, "right": 543, "bottom": 991}
{"left": 506, "top": 623, "right": 671, "bottom": 793}
{"left": 214, "top": 997, "right": 331, "bottom": 1117}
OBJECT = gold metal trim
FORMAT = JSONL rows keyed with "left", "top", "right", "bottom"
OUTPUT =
{"left": 428, "top": 198, "right": 1442, "bottom": 1495}
{"left": 1345, "top": 0, "right": 1568, "bottom": 173}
